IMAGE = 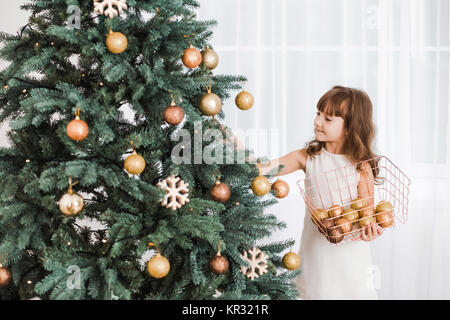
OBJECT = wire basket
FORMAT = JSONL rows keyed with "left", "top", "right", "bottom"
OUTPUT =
{"left": 296, "top": 155, "right": 411, "bottom": 245}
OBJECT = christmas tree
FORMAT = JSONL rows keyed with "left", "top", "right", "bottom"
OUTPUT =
{"left": 0, "top": 0, "right": 300, "bottom": 300}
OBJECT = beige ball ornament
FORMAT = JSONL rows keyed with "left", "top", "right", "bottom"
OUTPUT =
{"left": 106, "top": 30, "right": 128, "bottom": 54}
{"left": 124, "top": 141, "right": 146, "bottom": 175}
{"left": 59, "top": 177, "right": 84, "bottom": 217}
{"left": 201, "top": 46, "right": 219, "bottom": 70}
{"left": 235, "top": 90, "right": 254, "bottom": 110}
{"left": 199, "top": 86, "right": 222, "bottom": 116}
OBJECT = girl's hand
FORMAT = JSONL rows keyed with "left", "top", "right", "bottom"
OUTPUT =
{"left": 353, "top": 223, "right": 383, "bottom": 242}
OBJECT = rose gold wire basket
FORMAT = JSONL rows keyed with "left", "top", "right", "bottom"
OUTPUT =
{"left": 296, "top": 155, "right": 411, "bottom": 245}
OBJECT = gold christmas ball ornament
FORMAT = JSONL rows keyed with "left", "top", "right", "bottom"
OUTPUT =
{"left": 271, "top": 179, "right": 289, "bottom": 199}
{"left": 163, "top": 101, "right": 185, "bottom": 125}
{"left": 282, "top": 252, "right": 300, "bottom": 270}
{"left": 251, "top": 175, "right": 271, "bottom": 196}
{"left": 58, "top": 177, "right": 84, "bottom": 217}
{"left": 235, "top": 90, "right": 254, "bottom": 110}
{"left": 350, "top": 197, "right": 369, "bottom": 211}
{"left": 328, "top": 204, "right": 344, "bottom": 219}
{"left": 199, "top": 87, "right": 222, "bottom": 116}
{"left": 124, "top": 142, "right": 146, "bottom": 175}
{"left": 106, "top": 30, "right": 128, "bottom": 54}
{"left": 147, "top": 253, "right": 170, "bottom": 279}
{"left": 67, "top": 108, "right": 89, "bottom": 142}
{"left": 201, "top": 47, "right": 219, "bottom": 70}
{"left": 0, "top": 264, "right": 11, "bottom": 287}
{"left": 210, "top": 180, "right": 231, "bottom": 203}
{"left": 182, "top": 45, "right": 202, "bottom": 68}
{"left": 342, "top": 208, "right": 359, "bottom": 222}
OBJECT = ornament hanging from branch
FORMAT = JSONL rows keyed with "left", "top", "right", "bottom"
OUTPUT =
{"left": 157, "top": 175, "right": 190, "bottom": 210}
{"left": 93, "top": 0, "right": 128, "bottom": 19}
{"left": 240, "top": 247, "right": 269, "bottom": 280}
{"left": 58, "top": 177, "right": 84, "bottom": 217}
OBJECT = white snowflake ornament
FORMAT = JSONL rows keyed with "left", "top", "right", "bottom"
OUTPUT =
{"left": 240, "top": 247, "right": 269, "bottom": 280}
{"left": 93, "top": 0, "right": 128, "bottom": 18}
{"left": 157, "top": 175, "right": 190, "bottom": 210}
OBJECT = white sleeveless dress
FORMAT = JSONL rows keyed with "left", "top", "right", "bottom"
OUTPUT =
{"left": 294, "top": 147, "right": 378, "bottom": 300}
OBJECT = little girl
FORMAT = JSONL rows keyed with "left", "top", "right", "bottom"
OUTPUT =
{"left": 251, "top": 85, "right": 384, "bottom": 299}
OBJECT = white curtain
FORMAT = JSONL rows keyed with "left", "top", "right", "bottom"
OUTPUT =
{"left": 197, "top": 0, "right": 450, "bottom": 299}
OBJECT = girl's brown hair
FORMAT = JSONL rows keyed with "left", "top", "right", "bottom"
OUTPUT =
{"left": 305, "top": 85, "right": 380, "bottom": 180}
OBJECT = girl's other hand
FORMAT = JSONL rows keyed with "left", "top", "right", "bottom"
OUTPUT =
{"left": 353, "top": 223, "right": 383, "bottom": 242}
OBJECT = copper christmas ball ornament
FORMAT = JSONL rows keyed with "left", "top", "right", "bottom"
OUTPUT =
{"left": 342, "top": 208, "right": 359, "bottom": 222}
{"left": 327, "top": 227, "right": 344, "bottom": 244}
{"left": 210, "top": 180, "right": 231, "bottom": 203}
{"left": 67, "top": 116, "right": 89, "bottom": 142}
{"left": 199, "top": 89, "right": 222, "bottom": 116}
{"left": 282, "top": 252, "right": 300, "bottom": 270}
{"left": 335, "top": 217, "right": 353, "bottom": 234}
{"left": 163, "top": 102, "right": 185, "bottom": 125}
{"left": 318, "top": 218, "right": 334, "bottom": 235}
{"left": 0, "top": 266, "right": 11, "bottom": 287}
{"left": 124, "top": 150, "right": 146, "bottom": 175}
{"left": 209, "top": 254, "right": 229, "bottom": 275}
{"left": 201, "top": 47, "right": 219, "bottom": 70}
{"left": 182, "top": 45, "right": 202, "bottom": 68}
{"left": 251, "top": 175, "right": 271, "bottom": 196}
{"left": 235, "top": 90, "right": 254, "bottom": 110}
{"left": 147, "top": 253, "right": 170, "bottom": 278}
{"left": 106, "top": 30, "right": 128, "bottom": 54}
{"left": 271, "top": 179, "right": 289, "bottom": 199}
{"left": 59, "top": 191, "right": 84, "bottom": 217}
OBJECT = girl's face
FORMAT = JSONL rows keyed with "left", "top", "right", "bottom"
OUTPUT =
{"left": 314, "top": 110, "right": 346, "bottom": 143}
